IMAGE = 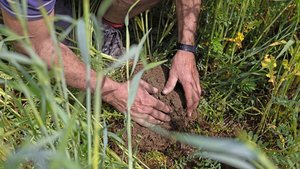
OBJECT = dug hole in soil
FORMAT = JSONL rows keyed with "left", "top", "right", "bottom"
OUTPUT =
{"left": 110, "top": 64, "right": 210, "bottom": 168}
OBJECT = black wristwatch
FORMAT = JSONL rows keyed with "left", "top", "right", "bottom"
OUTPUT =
{"left": 176, "top": 43, "right": 198, "bottom": 55}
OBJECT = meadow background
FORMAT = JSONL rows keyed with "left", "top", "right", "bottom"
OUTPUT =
{"left": 0, "top": 0, "right": 299, "bottom": 168}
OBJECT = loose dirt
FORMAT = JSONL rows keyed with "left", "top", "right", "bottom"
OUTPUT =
{"left": 130, "top": 64, "right": 203, "bottom": 150}
{"left": 110, "top": 64, "right": 210, "bottom": 168}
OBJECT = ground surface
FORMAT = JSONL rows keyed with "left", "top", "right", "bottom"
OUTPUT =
{"left": 132, "top": 64, "right": 204, "bottom": 146}
{"left": 111, "top": 64, "right": 211, "bottom": 168}
{"left": 107, "top": 64, "right": 247, "bottom": 168}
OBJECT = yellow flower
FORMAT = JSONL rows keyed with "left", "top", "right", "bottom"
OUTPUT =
{"left": 224, "top": 32, "right": 245, "bottom": 48}
{"left": 261, "top": 54, "right": 277, "bottom": 69}
{"left": 236, "top": 32, "right": 245, "bottom": 42}
{"left": 282, "top": 59, "right": 289, "bottom": 70}
{"left": 261, "top": 55, "right": 271, "bottom": 68}
{"left": 263, "top": 55, "right": 277, "bottom": 85}
{"left": 266, "top": 71, "right": 276, "bottom": 85}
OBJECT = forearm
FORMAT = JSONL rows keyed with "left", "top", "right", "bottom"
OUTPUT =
{"left": 35, "top": 40, "right": 120, "bottom": 97}
{"left": 176, "top": 0, "right": 201, "bottom": 45}
{"left": 1, "top": 9, "right": 119, "bottom": 101}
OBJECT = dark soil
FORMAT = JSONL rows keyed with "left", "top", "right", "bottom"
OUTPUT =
{"left": 109, "top": 65, "right": 205, "bottom": 167}
{"left": 110, "top": 64, "right": 240, "bottom": 168}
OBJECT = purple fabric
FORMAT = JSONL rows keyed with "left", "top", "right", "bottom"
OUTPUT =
{"left": 0, "top": 0, "right": 56, "bottom": 20}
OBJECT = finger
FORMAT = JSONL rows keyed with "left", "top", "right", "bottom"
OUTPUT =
{"left": 193, "top": 77, "right": 201, "bottom": 111}
{"left": 134, "top": 118, "right": 153, "bottom": 127}
{"left": 187, "top": 93, "right": 200, "bottom": 117}
{"left": 197, "top": 83, "right": 202, "bottom": 97}
{"left": 188, "top": 97, "right": 200, "bottom": 114}
{"left": 132, "top": 114, "right": 162, "bottom": 127}
{"left": 183, "top": 83, "right": 198, "bottom": 117}
{"left": 188, "top": 91, "right": 200, "bottom": 116}
{"left": 147, "top": 95, "right": 172, "bottom": 113}
{"left": 194, "top": 73, "right": 202, "bottom": 97}
{"left": 140, "top": 80, "right": 158, "bottom": 94}
{"left": 162, "top": 72, "right": 178, "bottom": 95}
{"left": 192, "top": 74, "right": 201, "bottom": 111}
{"left": 146, "top": 115, "right": 164, "bottom": 124}
{"left": 147, "top": 108, "right": 171, "bottom": 122}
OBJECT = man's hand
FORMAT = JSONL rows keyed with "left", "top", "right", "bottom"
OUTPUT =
{"left": 163, "top": 50, "right": 201, "bottom": 117}
{"left": 103, "top": 80, "right": 172, "bottom": 127}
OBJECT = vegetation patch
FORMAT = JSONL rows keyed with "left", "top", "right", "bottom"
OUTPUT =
{"left": 0, "top": 0, "right": 299, "bottom": 168}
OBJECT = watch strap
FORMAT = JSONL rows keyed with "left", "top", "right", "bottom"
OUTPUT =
{"left": 176, "top": 43, "right": 197, "bottom": 55}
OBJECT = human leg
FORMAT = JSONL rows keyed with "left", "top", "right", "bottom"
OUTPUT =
{"left": 103, "top": 0, "right": 162, "bottom": 24}
{"left": 100, "top": 0, "right": 162, "bottom": 57}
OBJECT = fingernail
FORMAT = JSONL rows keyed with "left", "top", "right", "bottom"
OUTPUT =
{"left": 187, "top": 111, "right": 191, "bottom": 117}
{"left": 162, "top": 89, "right": 167, "bottom": 94}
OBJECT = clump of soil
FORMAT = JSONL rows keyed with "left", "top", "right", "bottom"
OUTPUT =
{"left": 110, "top": 64, "right": 208, "bottom": 167}
{"left": 130, "top": 65, "right": 204, "bottom": 151}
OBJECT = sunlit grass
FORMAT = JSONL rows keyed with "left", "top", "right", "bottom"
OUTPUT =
{"left": 0, "top": 0, "right": 299, "bottom": 168}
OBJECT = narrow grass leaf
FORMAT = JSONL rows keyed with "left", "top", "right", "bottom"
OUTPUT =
{"left": 150, "top": 126, "right": 256, "bottom": 160}
{"left": 172, "top": 132, "right": 256, "bottom": 159}
{"left": 128, "top": 71, "right": 143, "bottom": 109}
{"left": 195, "top": 152, "right": 255, "bottom": 169}
{"left": 97, "top": 0, "right": 113, "bottom": 18}
{"left": 108, "top": 132, "right": 125, "bottom": 145}
{"left": 130, "top": 29, "right": 151, "bottom": 76}
{"left": 77, "top": 17, "right": 92, "bottom": 167}
{"left": 143, "top": 60, "right": 167, "bottom": 71}
{"left": 76, "top": 19, "right": 90, "bottom": 64}
{"left": 276, "top": 39, "right": 295, "bottom": 59}
{"left": 105, "top": 45, "right": 139, "bottom": 73}
{"left": 91, "top": 15, "right": 103, "bottom": 51}
{"left": 0, "top": 51, "right": 32, "bottom": 65}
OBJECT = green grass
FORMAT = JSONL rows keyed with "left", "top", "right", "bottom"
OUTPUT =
{"left": 0, "top": 0, "right": 299, "bottom": 168}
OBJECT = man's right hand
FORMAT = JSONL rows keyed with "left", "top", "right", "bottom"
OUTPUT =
{"left": 103, "top": 80, "right": 172, "bottom": 127}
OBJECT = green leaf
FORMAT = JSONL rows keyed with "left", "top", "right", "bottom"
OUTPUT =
{"left": 130, "top": 29, "right": 151, "bottom": 77}
{"left": 127, "top": 71, "right": 143, "bottom": 109}
{"left": 276, "top": 39, "right": 294, "bottom": 59}
{"left": 76, "top": 19, "right": 90, "bottom": 64}
{"left": 195, "top": 152, "right": 255, "bottom": 169}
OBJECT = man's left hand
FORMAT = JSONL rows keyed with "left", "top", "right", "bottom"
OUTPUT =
{"left": 162, "top": 50, "right": 201, "bottom": 117}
